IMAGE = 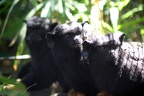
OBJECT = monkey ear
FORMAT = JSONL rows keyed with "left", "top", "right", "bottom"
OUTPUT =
{"left": 45, "top": 33, "right": 55, "bottom": 48}
{"left": 50, "top": 22, "right": 58, "bottom": 30}
{"left": 81, "top": 21, "right": 89, "bottom": 27}
{"left": 114, "top": 31, "right": 126, "bottom": 45}
{"left": 23, "top": 20, "right": 27, "bottom": 24}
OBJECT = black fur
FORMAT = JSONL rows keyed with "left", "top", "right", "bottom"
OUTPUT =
{"left": 85, "top": 32, "right": 144, "bottom": 96}
{"left": 17, "top": 61, "right": 32, "bottom": 79}
{"left": 46, "top": 21, "right": 98, "bottom": 96}
{"left": 19, "top": 16, "right": 69, "bottom": 91}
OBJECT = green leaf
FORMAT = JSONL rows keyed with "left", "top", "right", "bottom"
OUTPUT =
{"left": 118, "top": 17, "right": 144, "bottom": 30}
{"left": 41, "top": 0, "right": 53, "bottom": 18}
{"left": 117, "top": 0, "right": 130, "bottom": 11}
{"left": 140, "top": 29, "right": 144, "bottom": 41}
{"left": 102, "top": 21, "right": 113, "bottom": 32}
{"left": 110, "top": 0, "right": 130, "bottom": 11}
{"left": 25, "top": 1, "right": 46, "bottom": 20}
{"left": 0, "top": 0, "right": 19, "bottom": 42}
{"left": 29, "top": 0, "right": 38, "bottom": 6}
{"left": 121, "top": 4, "right": 143, "bottom": 20}
{"left": 109, "top": 7, "right": 119, "bottom": 31}
{"left": 13, "top": 41, "right": 25, "bottom": 67}
{"left": 61, "top": 0, "right": 66, "bottom": 23}
{"left": 0, "top": 0, "right": 6, "bottom": 5}
{"left": 0, "top": 76, "right": 26, "bottom": 90}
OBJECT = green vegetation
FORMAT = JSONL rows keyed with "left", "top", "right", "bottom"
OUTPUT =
{"left": 0, "top": 0, "right": 144, "bottom": 95}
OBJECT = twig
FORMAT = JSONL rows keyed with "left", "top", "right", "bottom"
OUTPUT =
{"left": 0, "top": 55, "right": 31, "bottom": 60}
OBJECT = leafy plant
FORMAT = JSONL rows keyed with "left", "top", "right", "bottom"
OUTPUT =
{"left": 0, "top": 75, "right": 29, "bottom": 96}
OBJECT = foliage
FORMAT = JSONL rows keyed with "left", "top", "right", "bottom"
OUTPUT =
{"left": 0, "top": 75, "right": 29, "bottom": 96}
{"left": 0, "top": 0, "right": 144, "bottom": 95}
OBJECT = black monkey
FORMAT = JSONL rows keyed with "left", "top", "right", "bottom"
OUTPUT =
{"left": 18, "top": 16, "right": 69, "bottom": 91}
{"left": 46, "top": 21, "right": 98, "bottom": 96}
{"left": 85, "top": 32, "right": 144, "bottom": 96}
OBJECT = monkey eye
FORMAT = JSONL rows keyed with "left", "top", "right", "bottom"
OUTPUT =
{"left": 111, "top": 45, "right": 117, "bottom": 49}
{"left": 65, "top": 33, "right": 75, "bottom": 38}
{"left": 110, "top": 44, "right": 119, "bottom": 49}
{"left": 76, "top": 31, "right": 81, "bottom": 35}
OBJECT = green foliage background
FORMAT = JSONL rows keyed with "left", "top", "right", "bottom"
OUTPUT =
{"left": 0, "top": 0, "right": 144, "bottom": 95}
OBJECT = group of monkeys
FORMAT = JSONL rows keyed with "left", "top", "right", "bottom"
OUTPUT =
{"left": 17, "top": 16, "right": 144, "bottom": 96}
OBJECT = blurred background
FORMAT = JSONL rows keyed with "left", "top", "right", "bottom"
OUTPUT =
{"left": 0, "top": 0, "right": 144, "bottom": 95}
